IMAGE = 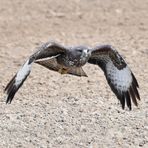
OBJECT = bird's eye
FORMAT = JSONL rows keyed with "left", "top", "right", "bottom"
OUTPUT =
{"left": 77, "top": 49, "right": 82, "bottom": 52}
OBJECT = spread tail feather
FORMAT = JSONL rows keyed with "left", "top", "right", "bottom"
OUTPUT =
{"left": 67, "top": 67, "right": 88, "bottom": 77}
{"left": 5, "top": 59, "right": 33, "bottom": 103}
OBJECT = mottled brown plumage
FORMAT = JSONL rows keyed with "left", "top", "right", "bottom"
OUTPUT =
{"left": 4, "top": 41, "right": 140, "bottom": 110}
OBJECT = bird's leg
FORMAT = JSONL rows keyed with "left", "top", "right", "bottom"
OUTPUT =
{"left": 58, "top": 67, "right": 68, "bottom": 74}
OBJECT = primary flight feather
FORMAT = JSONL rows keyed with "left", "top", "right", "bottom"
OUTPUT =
{"left": 4, "top": 41, "right": 140, "bottom": 110}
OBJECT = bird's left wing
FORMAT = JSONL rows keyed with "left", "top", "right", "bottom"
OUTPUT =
{"left": 4, "top": 41, "right": 67, "bottom": 104}
{"left": 88, "top": 45, "right": 140, "bottom": 110}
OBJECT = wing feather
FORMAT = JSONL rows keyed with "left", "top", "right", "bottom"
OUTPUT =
{"left": 88, "top": 45, "right": 140, "bottom": 110}
{"left": 129, "top": 86, "right": 138, "bottom": 106}
{"left": 125, "top": 91, "right": 131, "bottom": 110}
{"left": 4, "top": 41, "right": 67, "bottom": 103}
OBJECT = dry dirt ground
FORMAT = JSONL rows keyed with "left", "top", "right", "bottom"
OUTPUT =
{"left": 0, "top": 0, "right": 148, "bottom": 147}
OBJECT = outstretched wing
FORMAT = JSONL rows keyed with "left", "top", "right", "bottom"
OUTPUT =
{"left": 88, "top": 45, "right": 140, "bottom": 110}
{"left": 4, "top": 41, "right": 67, "bottom": 104}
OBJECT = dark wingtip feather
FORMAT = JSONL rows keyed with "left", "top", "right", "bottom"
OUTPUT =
{"left": 125, "top": 91, "right": 132, "bottom": 110}
{"left": 121, "top": 103, "right": 125, "bottom": 110}
{"left": 5, "top": 72, "right": 30, "bottom": 104}
{"left": 132, "top": 72, "right": 139, "bottom": 88}
{"left": 129, "top": 86, "right": 138, "bottom": 107}
{"left": 6, "top": 86, "right": 17, "bottom": 104}
{"left": 116, "top": 92, "right": 125, "bottom": 110}
{"left": 131, "top": 74, "right": 140, "bottom": 101}
{"left": 121, "top": 97, "right": 125, "bottom": 110}
{"left": 128, "top": 73, "right": 141, "bottom": 107}
{"left": 119, "top": 92, "right": 132, "bottom": 110}
{"left": 5, "top": 75, "right": 17, "bottom": 104}
{"left": 111, "top": 72, "right": 140, "bottom": 110}
{"left": 4, "top": 75, "right": 16, "bottom": 92}
{"left": 132, "top": 84, "right": 140, "bottom": 101}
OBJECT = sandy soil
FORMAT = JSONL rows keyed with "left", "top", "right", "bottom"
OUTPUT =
{"left": 0, "top": 0, "right": 148, "bottom": 147}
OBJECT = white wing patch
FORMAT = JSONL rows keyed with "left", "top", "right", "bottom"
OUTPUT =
{"left": 106, "top": 60, "right": 132, "bottom": 91}
{"left": 15, "top": 59, "right": 32, "bottom": 86}
{"left": 35, "top": 54, "right": 60, "bottom": 62}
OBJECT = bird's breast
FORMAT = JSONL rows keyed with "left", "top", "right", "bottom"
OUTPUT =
{"left": 57, "top": 54, "right": 86, "bottom": 68}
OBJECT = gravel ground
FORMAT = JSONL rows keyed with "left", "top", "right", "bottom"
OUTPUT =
{"left": 0, "top": 0, "right": 148, "bottom": 147}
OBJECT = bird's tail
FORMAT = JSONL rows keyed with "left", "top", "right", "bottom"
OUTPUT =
{"left": 4, "top": 58, "right": 34, "bottom": 104}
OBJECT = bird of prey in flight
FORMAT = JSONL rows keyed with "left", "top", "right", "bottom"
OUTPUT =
{"left": 4, "top": 41, "right": 140, "bottom": 110}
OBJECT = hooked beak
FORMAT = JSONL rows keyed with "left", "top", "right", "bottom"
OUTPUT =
{"left": 83, "top": 49, "right": 91, "bottom": 57}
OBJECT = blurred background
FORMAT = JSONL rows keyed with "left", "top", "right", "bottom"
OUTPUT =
{"left": 0, "top": 0, "right": 148, "bottom": 147}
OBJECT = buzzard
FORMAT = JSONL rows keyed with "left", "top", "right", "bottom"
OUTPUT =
{"left": 4, "top": 41, "right": 140, "bottom": 110}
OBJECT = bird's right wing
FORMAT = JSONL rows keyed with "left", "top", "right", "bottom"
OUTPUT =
{"left": 4, "top": 41, "right": 67, "bottom": 104}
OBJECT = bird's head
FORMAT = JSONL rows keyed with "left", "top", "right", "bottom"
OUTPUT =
{"left": 74, "top": 46, "right": 92, "bottom": 59}
{"left": 67, "top": 46, "right": 92, "bottom": 67}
